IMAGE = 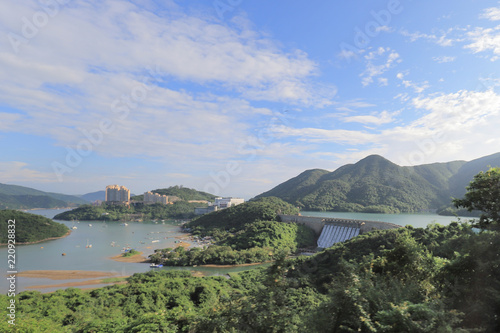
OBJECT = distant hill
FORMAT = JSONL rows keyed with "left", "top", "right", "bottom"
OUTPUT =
{"left": 254, "top": 153, "right": 500, "bottom": 213}
{"left": 79, "top": 190, "right": 105, "bottom": 202}
{"left": 132, "top": 186, "right": 216, "bottom": 202}
{"left": 0, "top": 183, "right": 88, "bottom": 209}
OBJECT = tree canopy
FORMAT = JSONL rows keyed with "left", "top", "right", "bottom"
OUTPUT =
{"left": 453, "top": 167, "right": 500, "bottom": 229}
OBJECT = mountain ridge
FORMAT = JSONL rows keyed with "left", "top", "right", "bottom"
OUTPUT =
{"left": 255, "top": 153, "right": 500, "bottom": 213}
{"left": 0, "top": 183, "right": 88, "bottom": 209}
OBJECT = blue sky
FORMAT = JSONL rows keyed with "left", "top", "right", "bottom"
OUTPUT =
{"left": 1, "top": 0, "right": 500, "bottom": 199}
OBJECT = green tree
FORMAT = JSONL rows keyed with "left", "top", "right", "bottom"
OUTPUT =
{"left": 453, "top": 167, "right": 500, "bottom": 229}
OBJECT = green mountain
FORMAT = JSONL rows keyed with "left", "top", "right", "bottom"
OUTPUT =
{"left": 0, "top": 183, "right": 88, "bottom": 209}
{"left": 132, "top": 186, "right": 216, "bottom": 202}
{"left": 255, "top": 153, "right": 500, "bottom": 213}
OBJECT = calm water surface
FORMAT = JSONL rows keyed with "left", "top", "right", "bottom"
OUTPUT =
{"left": 299, "top": 211, "right": 476, "bottom": 229}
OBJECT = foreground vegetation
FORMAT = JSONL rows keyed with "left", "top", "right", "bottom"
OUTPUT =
{"left": 2, "top": 222, "right": 499, "bottom": 332}
{"left": 0, "top": 210, "right": 69, "bottom": 244}
{"left": 150, "top": 197, "right": 315, "bottom": 266}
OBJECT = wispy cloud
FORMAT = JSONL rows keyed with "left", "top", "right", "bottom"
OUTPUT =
{"left": 481, "top": 5, "right": 500, "bottom": 21}
{"left": 0, "top": 161, "right": 57, "bottom": 183}
{"left": 433, "top": 55, "right": 456, "bottom": 63}
{"left": 0, "top": 0, "right": 337, "bottom": 172}
{"left": 342, "top": 110, "right": 398, "bottom": 126}
{"left": 360, "top": 47, "right": 401, "bottom": 87}
{"left": 396, "top": 72, "right": 429, "bottom": 93}
{"left": 399, "top": 28, "right": 461, "bottom": 47}
{"left": 465, "top": 25, "right": 500, "bottom": 61}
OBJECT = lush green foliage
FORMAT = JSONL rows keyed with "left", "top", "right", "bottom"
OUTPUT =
{"left": 3, "top": 222, "right": 500, "bottom": 332}
{"left": 453, "top": 167, "right": 500, "bottom": 229}
{"left": 255, "top": 153, "right": 500, "bottom": 213}
{"left": 151, "top": 220, "right": 316, "bottom": 266}
{"left": 122, "top": 249, "right": 140, "bottom": 257}
{"left": 0, "top": 210, "right": 69, "bottom": 244}
{"left": 150, "top": 245, "right": 277, "bottom": 265}
{"left": 187, "top": 196, "right": 300, "bottom": 234}
{"left": 53, "top": 201, "right": 200, "bottom": 221}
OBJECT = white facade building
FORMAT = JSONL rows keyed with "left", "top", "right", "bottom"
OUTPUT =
{"left": 144, "top": 191, "right": 169, "bottom": 205}
{"left": 214, "top": 197, "right": 245, "bottom": 208}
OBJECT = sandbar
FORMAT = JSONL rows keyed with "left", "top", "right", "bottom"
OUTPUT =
{"left": 16, "top": 270, "right": 119, "bottom": 280}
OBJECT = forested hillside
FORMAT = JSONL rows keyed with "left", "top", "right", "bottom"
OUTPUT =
{"left": 0, "top": 210, "right": 69, "bottom": 244}
{"left": 255, "top": 152, "right": 500, "bottom": 213}
{"left": 132, "top": 186, "right": 216, "bottom": 202}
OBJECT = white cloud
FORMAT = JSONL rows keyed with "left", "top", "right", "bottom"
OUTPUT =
{"left": 481, "top": 6, "right": 500, "bottom": 21}
{"left": 272, "top": 126, "right": 376, "bottom": 145}
{"left": 399, "top": 28, "right": 460, "bottom": 47}
{"left": 360, "top": 47, "right": 401, "bottom": 87}
{"left": 433, "top": 55, "right": 456, "bottom": 63}
{"left": 465, "top": 25, "right": 500, "bottom": 61}
{"left": 342, "top": 110, "right": 397, "bottom": 126}
{"left": 0, "top": 162, "right": 57, "bottom": 183}
{"left": 396, "top": 72, "right": 429, "bottom": 93}
{"left": 0, "top": 0, "right": 340, "bottom": 175}
{"left": 273, "top": 89, "right": 500, "bottom": 167}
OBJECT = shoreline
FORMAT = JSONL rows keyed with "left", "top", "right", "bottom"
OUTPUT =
{"left": 0, "top": 229, "right": 72, "bottom": 246}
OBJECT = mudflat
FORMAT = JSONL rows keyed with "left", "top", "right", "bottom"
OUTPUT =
{"left": 16, "top": 270, "right": 119, "bottom": 280}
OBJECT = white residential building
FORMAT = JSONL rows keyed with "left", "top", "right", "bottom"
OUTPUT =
{"left": 144, "top": 191, "right": 169, "bottom": 205}
{"left": 105, "top": 185, "right": 130, "bottom": 203}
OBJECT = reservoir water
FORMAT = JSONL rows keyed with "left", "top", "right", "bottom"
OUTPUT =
{"left": 1, "top": 209, "right": 473, "bottom": 293}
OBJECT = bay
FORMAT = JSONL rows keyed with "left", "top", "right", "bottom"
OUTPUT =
{"left": 1, "top": 209, "right": 269, "bottom": 293}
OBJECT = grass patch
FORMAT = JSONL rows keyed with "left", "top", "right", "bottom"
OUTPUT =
{"left": 122, "top": 249, "right": 140, "bottom": 257}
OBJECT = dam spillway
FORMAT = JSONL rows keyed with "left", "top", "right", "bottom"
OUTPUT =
{"left": 279, "top": 214, "right": 402, "bottom": 249}
{"left": 317, "top": 224, "right": 360, "bottom": 248}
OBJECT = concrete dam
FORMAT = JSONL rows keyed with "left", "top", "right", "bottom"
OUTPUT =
{"left": 279, "top": 214, "right": 402, "bottom": 249}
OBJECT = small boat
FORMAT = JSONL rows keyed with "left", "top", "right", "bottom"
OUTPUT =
{"left": 152, "top": 240, "right": 160, "bottom": 243}
{"left": 86, "top": 239, "right": 92, "bottom": 248}
{"left": 62, "top": 253, "right": 66, "bottom": 256}
{"left": 88, "top": 224, "right": 92, "bottom": 227}
{"left": 150, "top": 263, "right": 163, "bottom": 268}
{"left": 121, "top": 223, "right": 128, "bottom": 226}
